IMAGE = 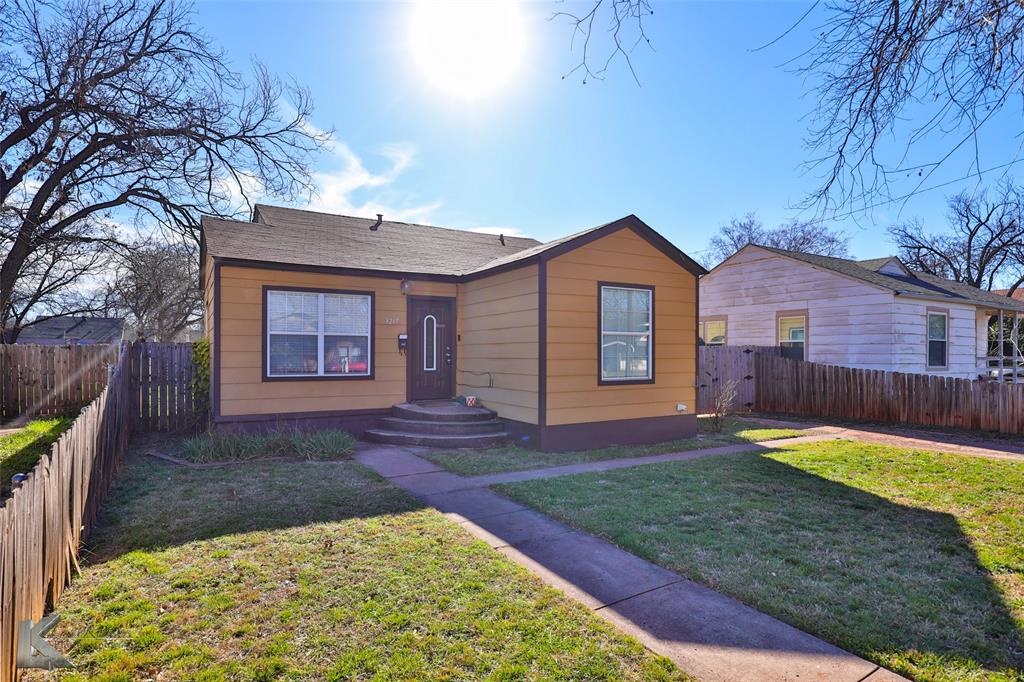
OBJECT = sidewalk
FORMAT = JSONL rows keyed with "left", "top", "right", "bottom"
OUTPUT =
{"left": 355, "top": 442, "right": 905, "bottom": 682}
{"left": 748, "top": 416, "right": 1024, "bottom": 463}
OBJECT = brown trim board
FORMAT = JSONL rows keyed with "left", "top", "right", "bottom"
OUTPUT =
{"left": 212, "top": 258, "right": 222, "bottom": 420}
{"left": 538, "top": 256, "right": 547, "bottom": 433}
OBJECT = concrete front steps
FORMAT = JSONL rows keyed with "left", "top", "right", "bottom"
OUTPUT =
{"left": 364, "top": 401, "right": 508, "bottom": 448}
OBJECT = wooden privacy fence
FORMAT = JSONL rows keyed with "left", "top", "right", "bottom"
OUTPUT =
{"left": 0, "top": 345, "right": 118, "bottom": 421}
{"left": 755, "top": 353, "right": 1024, "bottom": 435}
{"left": 697, "top": 346, "right": 781, "bottom": 414}
{"left": 127, "top": 342, "right": 205, "bottom": 432}
{"left": 0, "top": 344, "right": 132, "bottom": 681}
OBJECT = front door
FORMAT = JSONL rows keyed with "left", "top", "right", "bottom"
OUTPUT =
{"left": 408, "top": 297, "right": 456, "bottom": 401}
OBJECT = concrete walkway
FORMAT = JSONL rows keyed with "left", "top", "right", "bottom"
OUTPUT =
{"left": 355, "top": 442, "right": 905, "bottom": 682}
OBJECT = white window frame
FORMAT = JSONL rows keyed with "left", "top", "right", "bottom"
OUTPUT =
{"left": 926, "top": 310, "right": 948, "bottom": 369}
{"left": 265, "top": 289, "right": 373, "bottom": 379}
{"left": 599, "top": 284, "right": 653, "bottom": 383}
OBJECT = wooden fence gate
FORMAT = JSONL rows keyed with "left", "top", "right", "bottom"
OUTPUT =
{"left": 697, "top": 346, "right": 780, "bottom": 414}
{"left": 127, "top": 342, "right": 206, "bottom": 432}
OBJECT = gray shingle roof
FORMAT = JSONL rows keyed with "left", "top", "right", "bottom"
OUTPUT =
{"left": 755, "top": 245, "right": 1024, "bottom": 312}
{"left": 18, "top": 317, "right": 125, "bottom": 344}
{"left": 203, "top": 205, "right": 542, "bottom": 276}
{"left": 203, "top": 205, "right": 706, "bottom": 279}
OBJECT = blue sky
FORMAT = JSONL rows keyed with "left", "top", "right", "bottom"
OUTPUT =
{"left": 195, "top": 1, "right": 1021, "bottom": 263}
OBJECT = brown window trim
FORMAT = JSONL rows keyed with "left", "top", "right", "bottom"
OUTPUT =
{"left": 925, "top": 306, "right": 950, "bottom": 371}
{"left": 699, "top": 315, "right": 728, "bottom": 346}
{"left": 597, "top": 281, "right": 655, "bottom": 386}
{"left": 262, "top": 285, "right": 376, "bottom": 382}
{"left": 776, "top": 308, "right": 809, "bottom": 356}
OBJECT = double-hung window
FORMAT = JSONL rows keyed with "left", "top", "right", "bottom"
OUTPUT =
{"left": 600, "top": 284, "right": 653, "bottom": 382}
{"left": 927, "top": 310, "right": 948, "bottom": 369}
{"left": 266, "top": 288, "right": 373, "bottom": 378}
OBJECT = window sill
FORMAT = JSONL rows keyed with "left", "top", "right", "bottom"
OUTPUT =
{"left": 598, "top": 377, "right": 655, "bottom": 386}
{"left": 263, "top": 374, "right": 375, "bottom": 382}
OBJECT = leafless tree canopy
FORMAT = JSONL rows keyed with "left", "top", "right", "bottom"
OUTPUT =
{"left": 0, "top": 0, "right": 328, "bottom": 340}
{"left": 105, "top": 240, "right": 200, "bottom": 342}
{"left": 558, "top": 1, "right": 1024, "bottom": 212}
{"left": 804, "top": 0, "right": 1024, "bottom": 212}
{"left": 890, "top": 182, "right": 1024, "bottom": 293}
{"left": 554, "top": 0, "right": 654, "bottom": 84}
{"left": 705, "top": 213, "right": 850, "bottom": 267}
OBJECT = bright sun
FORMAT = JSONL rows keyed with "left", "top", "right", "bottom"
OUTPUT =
{"left": 408, "top": 1, "right": 527, "bottom": 101}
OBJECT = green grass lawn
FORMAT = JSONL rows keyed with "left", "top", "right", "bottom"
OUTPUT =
{"left": 0, "top": 417, "right": 74, "bottom": 495}
{"left": 421, "top": 417, "right": 805, "bottom": 476}
{"left": 33, "top": 453, "right": 687, "bottom": 681}
{"left": 497, "top": 440, "right": 1024, "bottom": 682}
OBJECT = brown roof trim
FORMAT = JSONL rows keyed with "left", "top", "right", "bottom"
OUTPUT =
{"left": 218, "top": 258, "right": 462, "bottom": 283}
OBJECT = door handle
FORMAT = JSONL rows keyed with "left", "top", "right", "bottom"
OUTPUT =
{"left": 444, "top": 346, "right": 452, "bottom": 365}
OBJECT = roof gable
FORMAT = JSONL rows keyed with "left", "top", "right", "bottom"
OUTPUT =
{"left": 712, "top": 244, "right": 1024, "bottom": 312}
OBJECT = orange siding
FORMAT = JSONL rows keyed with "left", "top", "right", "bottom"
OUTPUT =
{"left": 217, "top": 265, "right": 455, "bottom": 417}
{"left": 457, "top": 265, "right": 539, "bottom": 424}
{"left": 545, "top": 228, "right": 697, "bottom": 426}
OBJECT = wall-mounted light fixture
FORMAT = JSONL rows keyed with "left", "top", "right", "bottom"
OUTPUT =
{"left": 400, "top": 278, "right": 411, "bottom": 295}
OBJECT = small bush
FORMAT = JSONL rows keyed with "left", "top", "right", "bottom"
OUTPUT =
{"left": 180, "top": 428, "right": 355, "bottom": 463}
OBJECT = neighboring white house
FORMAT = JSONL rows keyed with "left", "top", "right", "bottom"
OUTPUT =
{"left": 700, "top": 245, "right": 1024, "bottom": 379}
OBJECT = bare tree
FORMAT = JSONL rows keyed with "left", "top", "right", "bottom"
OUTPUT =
{"left": 890, "top": 182, "right": 1024, "bottom": 294}
{"left": 803, "top": 0, "right": 1024, "bottom": 211}
{"left": 554, "top": 0, "right": 654, "bottom": 84}
{"left": 705, "top": 213, "right": 850, "bottom": 267}
{"left": 0, "top": 0, "right": 328, "bottom": 341}
{"left": 106, "top": 241, "right": 200, "bottom": 341}
{"left": 557, "top": 1, "right": 1024, "bottom": 212}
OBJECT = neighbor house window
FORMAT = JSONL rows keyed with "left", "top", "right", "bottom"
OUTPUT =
{"left": 266, "top": 288, "right": 373, "bottom": 378}
{"left": 927, "top": 311, "right": 948, "bottom": 369}
{"left": 600, "top": 284, "right": 653, "bottom": 382}
{"left": 778, "top": 312, "right": 806, "bottom": 361}
{"left": 699, "top": 318, "right": 727, "bottom": 346}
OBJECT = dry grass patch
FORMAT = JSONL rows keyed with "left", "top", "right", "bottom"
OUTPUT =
{"left": 32, "top": 451, "right": 687, "bottom": 681}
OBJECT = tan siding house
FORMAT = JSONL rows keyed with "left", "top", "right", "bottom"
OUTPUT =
{"left": 700, "top": 245, "right": 1024, "bottom": 379}
{"left": 200, "top": 206, "right": 704, "bottom": 451}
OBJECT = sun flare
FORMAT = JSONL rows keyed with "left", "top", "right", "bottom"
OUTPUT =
{"left": 408, "top": 1, "right": 527, "bottom": 101}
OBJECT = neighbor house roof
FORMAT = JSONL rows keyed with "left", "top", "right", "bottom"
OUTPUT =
{"left": 17, "top": 317, "right": 125, "bottom": 344}
{"left": 992, "top": 288, "right": 1024, "bottom": 303}
{"left": 750, "top": 245, "right": 1024, "bottom": 312}
{"left": 202, "top": 205, "right": 706, "bottom": 279}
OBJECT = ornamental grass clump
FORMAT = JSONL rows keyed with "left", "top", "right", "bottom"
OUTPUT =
{"left": 180, "top": 428, "right": 355, "bottom": 463}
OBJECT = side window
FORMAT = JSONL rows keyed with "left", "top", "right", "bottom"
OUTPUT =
{"left": 927, "top": 312, "right": 948, "bottom": 368}
{"left": 778, "top": 314, "right": 806, "bottom": 361}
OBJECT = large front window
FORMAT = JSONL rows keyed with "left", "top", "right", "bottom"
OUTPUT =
{"left": 266, "top": 289, "right": 372, "bottom": 378}
{"left": 600, "top": 284, "right": 653, "bottom": 382}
